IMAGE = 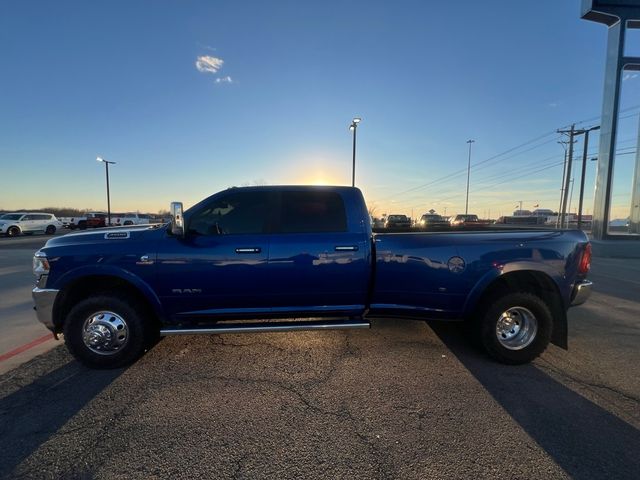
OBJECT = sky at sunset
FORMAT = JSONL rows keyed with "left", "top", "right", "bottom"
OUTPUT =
{"left": 1, "top": 0, "right": 638, "bottom": 220}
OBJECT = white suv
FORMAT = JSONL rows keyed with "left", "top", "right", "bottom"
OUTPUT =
{"left": 0, "top": 212, "right": 63, "bottom": 237}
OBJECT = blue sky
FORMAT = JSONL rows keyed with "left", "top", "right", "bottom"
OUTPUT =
{"left": 1, "top": 0, "right": 638, "bottom": 219}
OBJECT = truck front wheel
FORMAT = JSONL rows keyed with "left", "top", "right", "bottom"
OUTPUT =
{"left": 479, "top": 292, "right": 552, "bottom": 365}
{"left": 63, "top": 295, "right": 154, "bottom": 369}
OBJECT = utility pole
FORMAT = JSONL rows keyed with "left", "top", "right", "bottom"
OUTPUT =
{"left": 568, "top": 178, "right": 575, "bottom": 218}
{"left": 558, "top": 125, "right": 576, "bottom": 228}
{"left": 578, "top": 125, "right": 600, "bottom": 229}
{"left": 557, "top": 142, "right": 569, "bottom": 228}
{"left": 465, "top": 139, "right": 475, "bottom": 215}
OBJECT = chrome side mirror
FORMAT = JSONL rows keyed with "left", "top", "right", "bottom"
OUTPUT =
{"left": 170, "top": 202, "right": 184, "bottom": 237}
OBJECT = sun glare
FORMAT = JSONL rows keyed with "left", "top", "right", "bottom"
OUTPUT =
{"left": 308, "top": 176, "right": 332, "bottom": 186}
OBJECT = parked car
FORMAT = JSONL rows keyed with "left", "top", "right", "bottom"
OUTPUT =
{"left": 110, "top": 213, "right": 151, "bottom": 226}
{"left": 371, "top": 217, "right": 385, "bottom": 229}
{"left": 495, "top": 216, "right": 546, "bottom": 226}
{"left": 450, "top": 214, "right": 480, "bottom": 226}
{"left": 85, "top": 213, "right": 108, "bottom": 229}
{"left": 419, "top": 213, "right": 449, "bottom": 229}
{"left": 67, "top": 212, "right": 107, "bottom": 230}
{"left": 0, "top": 212, "right": 62, "bottom": 236}
{"left": 532, "top": 209, "right": 554, "bottom": 217}
{"left": 32, "top": 186, "right": 592, "bottom": 369}
{"left": 58, "top": 217, "right": 74, "bottom": 228}
{"left": 384, "top": 214, "right": 412, "bottom": 229}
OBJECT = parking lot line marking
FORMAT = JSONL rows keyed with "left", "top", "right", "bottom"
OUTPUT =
{"left": 0, "top": 334, "right": 53, "bottom": 362}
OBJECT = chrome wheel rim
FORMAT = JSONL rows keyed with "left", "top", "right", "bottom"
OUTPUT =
{"left": 495, "top": 306, "right": 538, "bottom": 350}
{"left": 82, "top": 311, "right": 129, "bottom": 355}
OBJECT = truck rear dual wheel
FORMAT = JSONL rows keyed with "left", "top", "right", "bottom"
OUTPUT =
{"left": 479, "top": 292, "right": 552, "bottom": 365}
{"left": 63, "top": 295, "right": 157, "bottom": 369}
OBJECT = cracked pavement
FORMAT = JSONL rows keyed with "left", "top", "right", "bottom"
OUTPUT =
{"left": 0, "top": 259, "right": 639, "bottom": 479}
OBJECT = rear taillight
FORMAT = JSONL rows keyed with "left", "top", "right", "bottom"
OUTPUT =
{"left": 578, "top": 243, "right": 592, "bottom": 275}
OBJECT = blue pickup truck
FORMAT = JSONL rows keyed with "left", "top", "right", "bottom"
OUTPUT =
{"left": 32, "top": 186, "right": 592, "bottom": 368}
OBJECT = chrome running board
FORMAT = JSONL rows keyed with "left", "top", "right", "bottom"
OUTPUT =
{"left": 160, "top": 318, "right": 370, "bottom": 336}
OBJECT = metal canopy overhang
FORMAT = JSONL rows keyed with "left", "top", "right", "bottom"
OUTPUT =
{"left": 582, "top": 0, "right": 640, "bottom": 24}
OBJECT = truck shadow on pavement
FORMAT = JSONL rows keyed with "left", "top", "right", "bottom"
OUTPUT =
{"left": 0, "top": 350, "right": 123, "bottom": 478}
{"left": 430, "top": 322, "right": 640, "bottom": 480}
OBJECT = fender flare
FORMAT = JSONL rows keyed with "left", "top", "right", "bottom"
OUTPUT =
{"left": 463, "top": 261, "right": 568, "bottom": 349}
{"left": 53, "top": 265, "right": 166, "bottom": 324}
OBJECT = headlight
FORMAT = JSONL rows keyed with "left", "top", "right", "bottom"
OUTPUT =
{"left": 33, "top": 251, "right": 50, "bottom": 276}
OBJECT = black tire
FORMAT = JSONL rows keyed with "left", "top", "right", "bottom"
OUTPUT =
{"left": 123, "top": 220, "right": 133, "bottom": 226}
{"left": 79, "top": 221, "right": 87, "bottom": 230}
{"left": 45, "top": 225, "right": 56, "bottom": 235}
{"left": 7, "top": 226, "right": 20, "bottom": 237}
{"left": 479, "top": 292, "right": 552, "bottom": 365}
{"left": 63, "top": 294, "right": 155, "bottom": 369}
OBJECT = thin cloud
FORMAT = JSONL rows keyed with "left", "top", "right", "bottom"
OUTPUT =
{"left": 196, "top": 43, "right": 217, "bottom": 52}
{"left": 196, "top": 55, "right": 224, "bottom": 74}
{"left": 215, "top": 76, "right": 233, "bottom": 84}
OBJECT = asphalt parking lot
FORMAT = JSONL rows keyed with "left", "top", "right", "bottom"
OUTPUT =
{"left": 0, "top": 232, "right": 639, "bottom": 479}
{"left": 0, "top": 231, "right": 69, "bottom": 373}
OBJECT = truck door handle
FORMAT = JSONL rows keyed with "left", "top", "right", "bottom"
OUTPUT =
{"left": 335, "top": 245, "right": 358, "bottom": 251}
{"left": 235, "top": 247, "right": 261, "bottom": 254}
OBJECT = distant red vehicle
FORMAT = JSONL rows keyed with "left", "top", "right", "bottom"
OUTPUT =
{"left": 85, "top": 213, "right": 107, "bottom": 228}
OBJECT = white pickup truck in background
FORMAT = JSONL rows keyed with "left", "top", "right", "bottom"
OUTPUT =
{"left": 62, "top": 212, "right": 151, "bottom": 229}
{"left": 109, "top": 213, "right": 151, "bottom": 226}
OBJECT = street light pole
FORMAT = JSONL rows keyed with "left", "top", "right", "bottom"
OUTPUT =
{"left": 349, "top": 117, "right": 361, "bottom": 187}
{"left": 465, "top": 139, "right": 475, "bottom": 215}
{"left": 96, "top": 156, "right": 116, "bottom": 226}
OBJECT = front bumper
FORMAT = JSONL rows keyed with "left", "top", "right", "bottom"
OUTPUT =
{"left": 32, "top": 287, "right": 59, "bottom": 331}
{"left": 570, "top": 279, "right": 592, "bottom": 306}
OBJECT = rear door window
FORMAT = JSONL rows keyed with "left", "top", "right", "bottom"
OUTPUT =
{"left": 276, "top": 191, "right": 347, "bottom": 233}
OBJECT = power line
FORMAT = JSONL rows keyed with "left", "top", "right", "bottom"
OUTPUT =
{"left": 399, "top": 146, "right": 638, "bottom": 214}
{"left": 375, "top": 132, "right": 560, "bottom": 203}
{"left": 377, "top": 105, "right": 640, "bottom": 205}
{"left": 405, "top": 161, "right": 566, "bottom": 212}
{"left": 387, "top": 152, "right": 565, "bottom": 209}
{"left": 378, "top": 135, "right": 563, "bottom": 207}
